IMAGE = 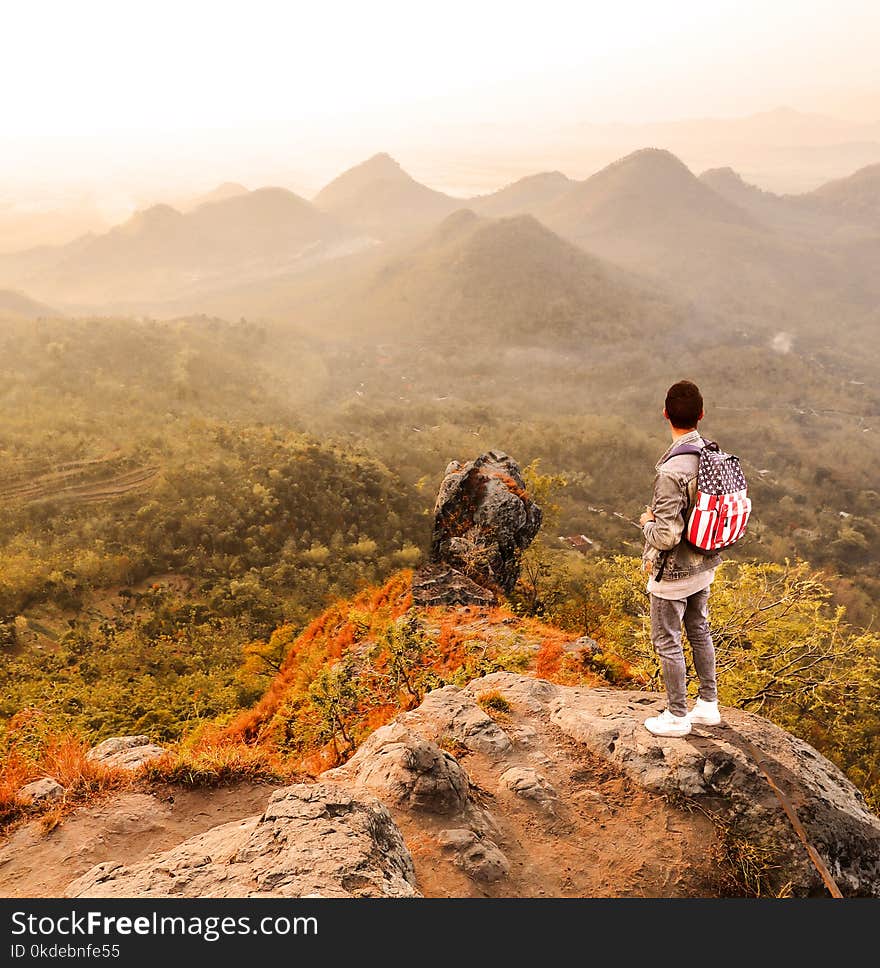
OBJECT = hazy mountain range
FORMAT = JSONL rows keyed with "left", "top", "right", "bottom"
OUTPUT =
{"left": 1, "top": 141, "right": 877, "bottom": 346}
{"left": 2, "top": 105, "right": 879, "bottom": 245}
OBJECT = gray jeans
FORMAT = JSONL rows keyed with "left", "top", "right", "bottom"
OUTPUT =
{"left": 649, "top": 587, "right": 717, "bottom": 717}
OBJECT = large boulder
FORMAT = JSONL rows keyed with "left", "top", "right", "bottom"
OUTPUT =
{"left": 18, "top": 777, "right": 64, "bottom": 806}
{"left": 324, "top": 721, "right": 470, "bottom": 815}
{"left": 418, "top": 450, "right": 542, "bottom": 598}
{"left": 67, "top": 783, "right": 419, "bottom": 898}
{"left": 87, "top": 735, "right": 168, "bottom": 771}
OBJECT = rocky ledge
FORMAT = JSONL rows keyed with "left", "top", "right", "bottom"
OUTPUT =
{"left": 67, "top": 783, "right": 418, "bottom": 898}
{"left": 59, "top": 674, "right": 880, "bottom": 898}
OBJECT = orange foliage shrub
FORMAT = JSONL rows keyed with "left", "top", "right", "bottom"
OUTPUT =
{"left": 223, "top": 568, "right": 632, "bottom": 772}
{"left": 535, "top": 639, "right": 565, "bottom": 679}
{"left": 225, "top": 570, "right": 414, "bottom": 743}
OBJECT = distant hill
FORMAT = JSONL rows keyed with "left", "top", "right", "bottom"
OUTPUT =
{"left": 190, "top": 208, "right": 680, "bottom": 347}
{"left": 338, "top": 209, "right": 659, "bottom": 342}
{"left": 1, "top": 145, "right": 876, "bottom": 333}
{"left": 802, "top": 163, "right": 880, "bottom": 228}
{"left": 182, "top": 182, "right": 249, "bottom": 211}
{"left": 537, "top": 148, "right": 863, "bottom": 324}
{"left": 0, "top": 288, "right": 56, "bottom": 319}
{"left": 469, "top": 171, "right": 574, "bottom": 218}
{"left": 314, "top": 153, "right": 461, "bottom": 239}
{"left": 553, "top": 107, "right": 880, "bottom": 193}
{"left": 0, "top": 188, "right": 358, "bottom": 308}
{"left": 700, "top": 166, "right": 783, "bottom": 207}
{"left": 0, "top": 202, "right": 110, "bottom": 255}
{"left": 699, "top": 167, "right": 873, "bottom": 242}
{"left": 543, "top": 148, "right": 753, "bottom": 237}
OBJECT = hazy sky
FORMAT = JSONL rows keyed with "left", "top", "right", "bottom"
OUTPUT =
{"left": 1, "top": 0, "right": 878, "bottom": 222}
{"left": 5, "top": 0, "right": 879, "bottom": 137}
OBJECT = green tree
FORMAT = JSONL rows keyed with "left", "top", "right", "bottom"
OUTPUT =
{"left": 307, "top": 658, "right": 362, "bottom": 756}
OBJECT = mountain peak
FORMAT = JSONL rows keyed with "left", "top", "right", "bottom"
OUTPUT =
{"left": 318, "top": 152, "right": 412, "bottom": 195}
{"left": 543, "top": 146, "right": 752, "bottom": 235}
{"left": 432, "top": 207, "right": 481, "bottom": 237}
{"left": 118, "top": 203, "right": 183, "bottom": 236}
{"left": 361, "top": 152, "right": 406, "bottom": 175}
{"left": 610, "top": 147, "right": 693, "bottom": 178}
{"left": 314, "top": 153, "right": 459, "bottom": 238}
{"left": 700, "top": 166, "right": 746, "bottom": 186}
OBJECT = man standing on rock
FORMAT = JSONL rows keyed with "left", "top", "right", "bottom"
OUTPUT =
{"left": 639, "top": 380, "right": 723, "bottom": 738}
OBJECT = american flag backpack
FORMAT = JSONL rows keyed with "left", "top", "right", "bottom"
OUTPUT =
{"left": 665, "top": 439, "right": 751, "bottom": 552}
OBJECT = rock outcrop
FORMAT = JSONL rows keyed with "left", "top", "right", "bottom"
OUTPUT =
{"left": 413, "top": 451, "right": 542, "bottom": 605}
{"left": 545, "top": 680, "right": 880, "bottom": 895}
{"left": 410, "top": 563, "right": 497, "bottom": 607}
{"left": 9, "top": 675, "right": 880, "bottom": 899}
{"left": 18, "top": 777, "right": 64, "bottom": 806}
{"left": 87, "top": 735, "right": 169, "bottom": 771}
{"left": 67, "top": 783, "right": 419, "bottom": 898}
{"left": 324, "top": 722, "right": 470, "bottom": 815}
{"left": 329, "top": 673, "right": 880, "bottom": 897}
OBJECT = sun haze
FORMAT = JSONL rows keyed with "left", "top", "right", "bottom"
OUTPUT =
{"left": 2, "top": 0, "right": 879, "bottom": 204}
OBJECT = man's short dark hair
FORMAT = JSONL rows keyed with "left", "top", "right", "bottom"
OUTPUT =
{"left": 665, "top": 380, "right": 703, "bottom": 429}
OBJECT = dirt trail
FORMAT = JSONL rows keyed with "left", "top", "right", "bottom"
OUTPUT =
{"left": 395, "top": 706, "right": 720, "bottom": 898}
{"left": 0, "top": 782, "right": 279, "bottom": 898}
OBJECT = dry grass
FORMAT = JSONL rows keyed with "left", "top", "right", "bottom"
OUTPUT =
{"left": 0, "top": 748, "right": 33, "bottom": 827}
{"left": 535, "top": 639, "right": 565, "bottom": 679}
{"left": 1, "top": 733, "right": 308, "bottom": 837}
{"left": 477, "top": 690, "right": 512, "bottom": 717}
{"left": 1, "top": 733, "right": 129, "bottom": 833}
{"left": 142, "top": 741, "right": 299, "bottom": 788}
{"left": 226, "top": 570, "right": 414, "bottom": 742}
{"left": 678, "top": 793, "right": 794, "bottom": 898}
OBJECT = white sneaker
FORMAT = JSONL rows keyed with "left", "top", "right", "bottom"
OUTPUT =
{"left": 644, "top": 709, "right": 692, "bottom": 737}
{"left": 689, "top": 698, "right": 722, "bottom": 726}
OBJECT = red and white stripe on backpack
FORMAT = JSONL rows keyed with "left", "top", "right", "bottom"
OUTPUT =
{"left": 665, "top": 439, "right": 751, "bottom": 552}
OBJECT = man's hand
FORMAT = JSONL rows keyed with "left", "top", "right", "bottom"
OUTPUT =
{"left": 639, "top": 506, "right": 655, "bottom": 527}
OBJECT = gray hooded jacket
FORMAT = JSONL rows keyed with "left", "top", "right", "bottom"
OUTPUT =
{"left": 642, "top": 429, "right": 723, "bottom": 581}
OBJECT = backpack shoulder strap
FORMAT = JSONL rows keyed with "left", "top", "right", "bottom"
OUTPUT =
{"left": 661, "top": 438, "right": 711, "bottom": 463}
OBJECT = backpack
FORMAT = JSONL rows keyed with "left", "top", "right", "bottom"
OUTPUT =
{"left": 664, "top": 438, "right": 751, "bottom": 553}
